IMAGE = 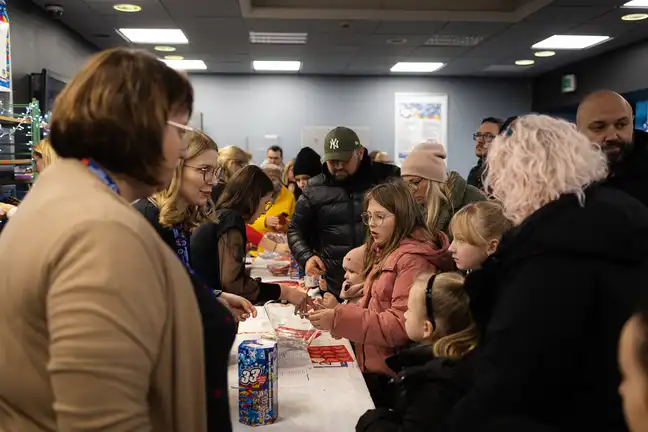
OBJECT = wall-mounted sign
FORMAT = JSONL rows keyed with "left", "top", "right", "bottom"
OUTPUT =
{"left": 561, "top": 74, "right": 576, "bottom": 93}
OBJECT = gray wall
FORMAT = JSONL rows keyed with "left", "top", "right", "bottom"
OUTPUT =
{"left": 532, "top": 39, "right": 648, "bottom": 112}
{"left": 8, "top": 1, "right": 96, "bottom": 104}
{"left": 190, "top": 75, "right": 532, "bottom": 178}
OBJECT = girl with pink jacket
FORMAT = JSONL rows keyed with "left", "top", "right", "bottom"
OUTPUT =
{"left": 308, "top": 181, "right": 451, "bottom": 407}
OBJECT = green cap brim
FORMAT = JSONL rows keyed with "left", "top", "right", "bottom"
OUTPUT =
{"left": 323, "top": 151, "right": 354, "bottom": 162}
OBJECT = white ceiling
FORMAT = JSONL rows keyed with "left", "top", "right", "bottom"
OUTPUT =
{"left": 28, "top": 0, "right": 648, "bottom": 76}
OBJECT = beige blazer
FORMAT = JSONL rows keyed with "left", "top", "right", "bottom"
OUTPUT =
{"left": 0, "top": 159, "right": 206, "bottom": 432}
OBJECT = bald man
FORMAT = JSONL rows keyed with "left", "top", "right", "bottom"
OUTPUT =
{"left": 577, "top": 90, "right": 648, "bottom": 207}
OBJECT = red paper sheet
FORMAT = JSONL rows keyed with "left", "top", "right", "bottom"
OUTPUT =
{"left": 308, "top": 345, "right": 354, "bottom": 367}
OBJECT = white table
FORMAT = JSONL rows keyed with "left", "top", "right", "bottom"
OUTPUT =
{"left": 228, "top": 306, "right": 375, "bottom": 431}
{"left": 246, "top": 257, "right": 293, "bottom": 284}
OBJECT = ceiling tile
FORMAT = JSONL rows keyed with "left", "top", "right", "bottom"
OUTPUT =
{"left": 160, "top": 0, "right": 242, "bottom": 17}
{"left": 308, "top": 32, "right": 370, "bottom": 46}
{"left": 356, "top": 44, "right": 415, "bottom": 57}
{"left": 363, "top": 34, "right": 428, "bottom": 46}
{"left": 306, "top": 45, "right": 360, "bottom": 56}
{"left": 373, "top": 21, "right": 446, "bottom": 35}
{"left": 248, "top": 44, "right": 305, "bottom": 59}
{"left": 409, "top": 46, "right": 470, "bottom": 59}
{"left": 523, "top": 6, "right": 611, "bottom": 24}
{"left": 436, "top": 22, "right": 510, "bottom": 37}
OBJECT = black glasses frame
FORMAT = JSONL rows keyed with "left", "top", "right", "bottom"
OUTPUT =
{"left": 425, "top": 274, "right": 437, "bottom": 331}
{"left": 472, "top": 132, "right": 496, "bottom": 142}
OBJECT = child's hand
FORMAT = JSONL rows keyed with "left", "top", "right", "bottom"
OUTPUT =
{"left": 322, "top": 293, "right": 340, "bottom": 309}
{"left": 308, "top": 309, "right": 335, "bottom": 330}
{"left": 265, "top": 215, "right": 280, "bottom": 228}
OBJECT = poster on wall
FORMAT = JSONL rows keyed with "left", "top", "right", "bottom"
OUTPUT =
{"left": 394, "top": 93, "right": 448, "bottom": 165}
{"left": 0, "top": 1, "right": 10, "bottom": 93}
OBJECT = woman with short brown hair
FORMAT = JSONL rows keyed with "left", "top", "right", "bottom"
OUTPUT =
{"left": 0, "top": 48, "right": 207, "bottom": 432}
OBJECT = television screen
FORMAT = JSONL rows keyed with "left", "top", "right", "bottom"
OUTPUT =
{"left": 635, "top": 101, "right": 648, "bottom": 132}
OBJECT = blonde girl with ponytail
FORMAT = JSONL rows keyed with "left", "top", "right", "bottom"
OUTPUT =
{"left": 357, "top": 271, "right": 477, "bottom": 431}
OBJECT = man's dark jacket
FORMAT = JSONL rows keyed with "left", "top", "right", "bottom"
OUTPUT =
{"left": 604, "top": 129, "right": 648, "bottom": 208}
{"left": 467, "top": 158, "right": 485, "bottom": 191}
{"left": 288, "top": 153, "right": 400, "bottom": 297}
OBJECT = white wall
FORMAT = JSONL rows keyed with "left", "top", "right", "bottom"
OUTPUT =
{"left": 190, "top": 74, "right": 532, "bottom": 178}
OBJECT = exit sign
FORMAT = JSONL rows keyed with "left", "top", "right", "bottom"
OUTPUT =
{"left": 562, "top": 74, "right": 576, "bottom": 93}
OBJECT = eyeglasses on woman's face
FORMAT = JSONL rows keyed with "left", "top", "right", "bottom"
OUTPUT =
{"left": 185, "top": 164, "right": 220, "bottom": 184}
{"left": 167, "top": 120, "right": 195, "bottom": 138}
{"left": 361, "top": 211, "right": 393, "bottom": 227}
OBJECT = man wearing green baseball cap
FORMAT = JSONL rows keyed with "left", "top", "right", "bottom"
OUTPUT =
{"left": 288, "top": 126, "right": 400, "bottom": 299}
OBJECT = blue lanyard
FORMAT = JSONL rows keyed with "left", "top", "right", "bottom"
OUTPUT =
{"left": 82, "top": 159, "right": 120, "bottom": 194}
{"left": 84, "top": 159, "right": 221, "bottom": 297}
{"left": 172, "top": 225, "right": 192, "bottom": 269}
{"left": 171, "top": 225, "right": 221, "bottom": 297}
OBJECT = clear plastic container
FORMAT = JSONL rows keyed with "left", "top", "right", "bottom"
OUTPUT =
{"left": 263, "top": 301, "right": 320, "bottom": 349}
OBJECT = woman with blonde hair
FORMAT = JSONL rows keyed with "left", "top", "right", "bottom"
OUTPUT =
{"left": 0, "top": 48, "right": 206, "bottom": 431}
{"left": 135, "top": 130, "right": 255, "bottom": 430}
{"left": 211, "top": 145, "right": 250, "bottom": 202}
{"left": 33, "top": 137, "right": 58, "bottom": 174}
{"left": 401, "top": 142, "right": 485, "bottom": 237}
{"left": 444, "top": 114, "right": 648, "bottom": 432}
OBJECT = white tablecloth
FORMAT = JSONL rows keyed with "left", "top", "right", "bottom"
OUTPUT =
{"left": 247, "top": 257, "right": 295, "bottom": 284}
{"left": 228, "top": 306, "right": 375, "bottom": 431}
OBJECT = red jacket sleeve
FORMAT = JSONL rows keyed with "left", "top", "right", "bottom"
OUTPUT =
{"left": 245, "top": 225, "right": 264, "bottom": 246}
{"left": 331, "top": 256, "right": 435, "bottom": 347}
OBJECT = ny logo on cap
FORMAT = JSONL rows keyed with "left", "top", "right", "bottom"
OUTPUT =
{"left": 330, "top": 138, "right": 339, "bottom": 150}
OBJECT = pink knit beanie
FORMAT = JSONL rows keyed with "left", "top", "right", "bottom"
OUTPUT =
{"left": 401, "top": 142, "right": 448, "bottom": 183}
{"left": 343, "top": 245, "right": 365, "bottom": 273}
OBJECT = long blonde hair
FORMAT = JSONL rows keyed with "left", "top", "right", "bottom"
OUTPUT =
{"left": 217, "top": 146, "right": 250, "bottom": 182}
{"left": 486, "top": 114, "right": 608, "bottom": 225}
{"left": 282, "top": 159, "right": 295, "bottom": 185}
{"left": 362, "top": 181, "right": 439, "bottom": 279}
{"left": 417, "top": 272, "right": 477, "bottom": 359}
{"left": 424, "top": 180, "right": 453, "bottom": 232}
{"left": 33, "top": 137, "right": 58, "bottom": 168}
{"left": 150, "top": 130, "right": 218, "bottom": 229}
{"left": 449, "top": 201, "right": 513, "bottom": 246}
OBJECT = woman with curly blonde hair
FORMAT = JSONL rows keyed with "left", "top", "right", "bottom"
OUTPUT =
{"left": 444, "top": 114, "right": 648, "bottom": 432}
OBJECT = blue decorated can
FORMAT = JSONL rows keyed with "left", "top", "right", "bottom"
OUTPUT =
{"left": 238, "top": 339, "right": 279, "bottom": 426}
{"left": 289, "top": 254, "right": 299, "bottom": 280}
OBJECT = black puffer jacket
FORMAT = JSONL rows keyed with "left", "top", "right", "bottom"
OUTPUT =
{"left": 444, "top": 184, "right": 648, "bottom": 432}
{"left": 288, "top": 153, "right": 400, "bottom": 297}
{"left": 357, "top": 345, "right": 474, "bottom": 432}
{"left": 604, "top": 129, "right": 648, "bottom": 208}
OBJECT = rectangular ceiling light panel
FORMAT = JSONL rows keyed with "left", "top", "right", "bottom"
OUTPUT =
{"left": 252, "top": 60, "right": 302, "bottom": 71}
{"left": 532, "top": 35, "right": 610, "bottom": 50}
{"left": 623, "top": 1, "right": 648, "bottom": 7}
{"left": 162, "top": 59, "right": 207, "bottom": 70}
{"left": 391, "top": 62, "right": 445, "bottom": 73}
{"left": 118, "top": 28, "right": 189, "bottom": 44}
{"left": 250, "top": 32, "right": 308, "bottom": 44}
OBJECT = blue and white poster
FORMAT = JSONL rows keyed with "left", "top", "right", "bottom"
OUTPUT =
{"left": 0, "top": 0, "right": 11, "bottom": 92}
{"left": 394, "top": 93, "right": 448, "bottom": 165}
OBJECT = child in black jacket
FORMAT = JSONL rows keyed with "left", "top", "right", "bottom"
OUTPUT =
{"left": 356, "top": 272, "right": 477, "bottom": 432}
